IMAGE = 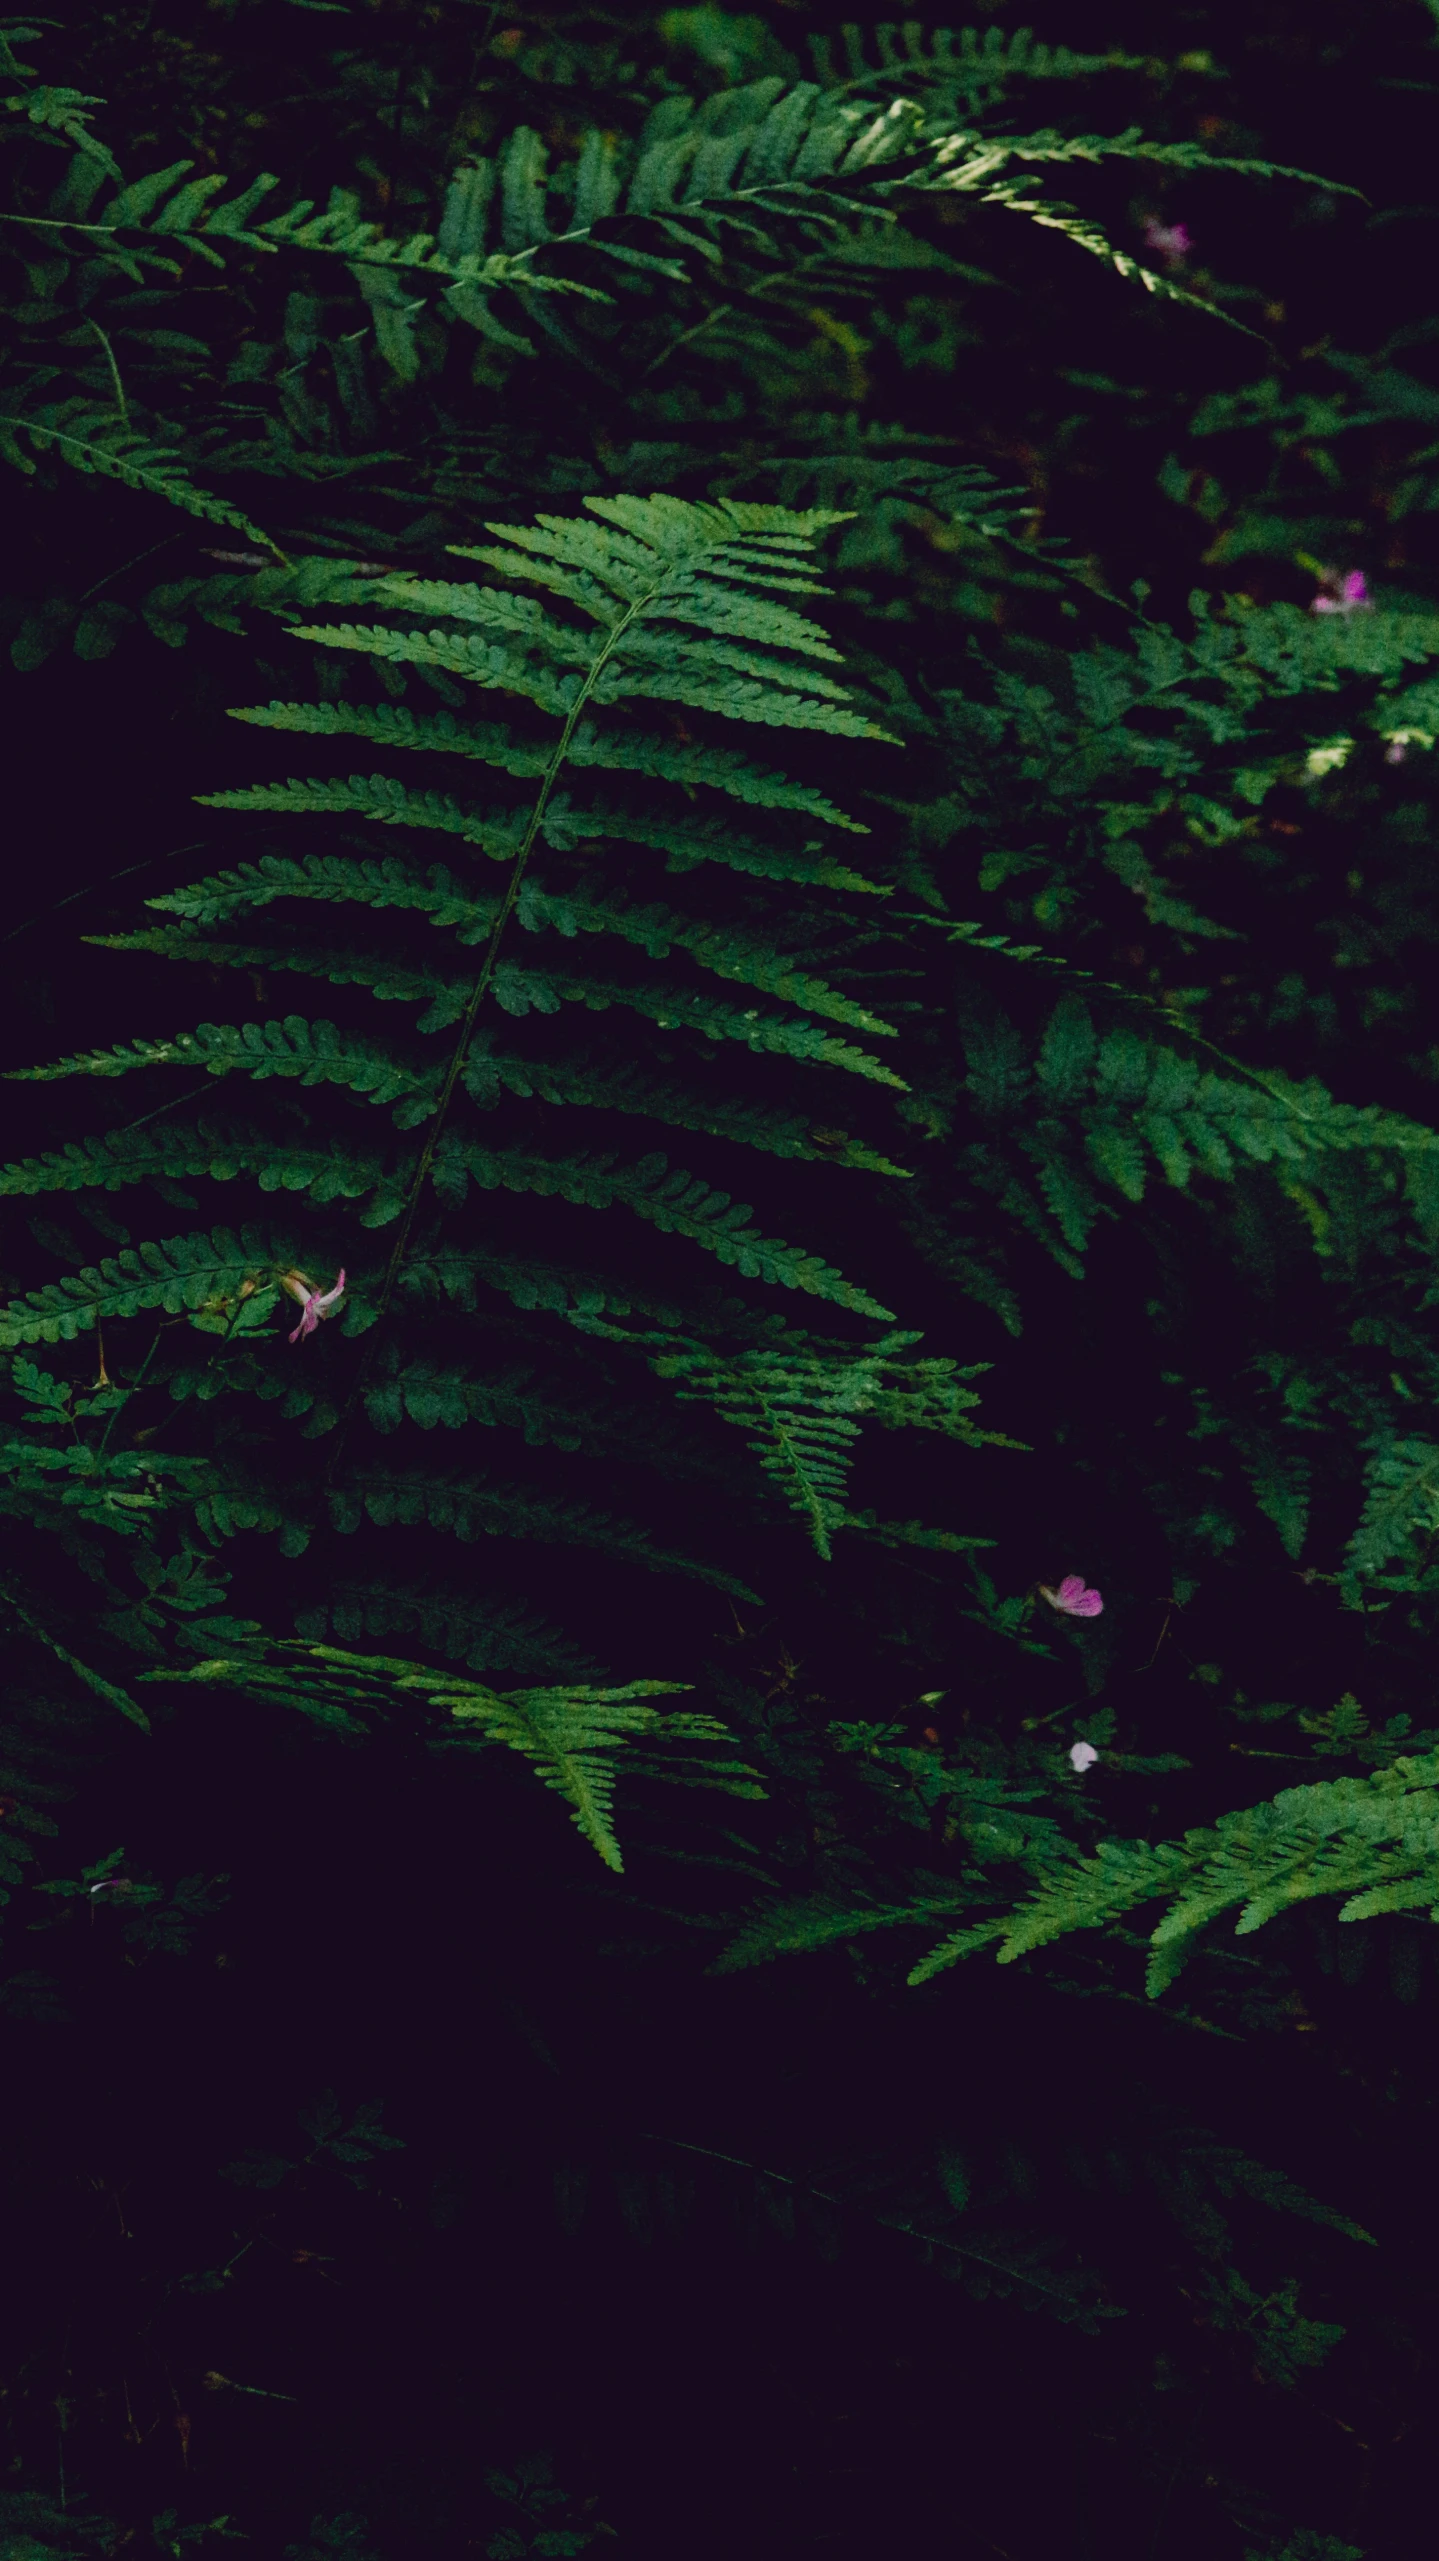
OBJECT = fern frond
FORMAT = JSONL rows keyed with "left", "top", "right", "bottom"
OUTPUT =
{"left": 0, "top": 1225, "right": 291, "bottom": 1346}
{"left": 90, "top": 929, "right": 464, "bottom": 1029}
{"left": 917, "top": 142, "right": 1273, "bottom": 333}
{"left": 839, "top": 1511, "right": 994, "bottom": 1555}
{"left": 481, "top": 966, "right": 902, "bottom": 1084}
{"left": 10, "top": 1016, "right": 435, "bottom": 1112}
{"left": 806, "top": 23, "right": 1138, "bottom": 100}
{"left": 910, "top": 1755, "right": 1439, "bottom": 1991}
{"left": 434, "top": 1144, "right": 894, "bottom": 1317}
{"left": 0, "top": 402, "right": 274, "bottom": 542}
{"left": 0, "top": 1118, "right": 904, "bottom": 1295}
{"left": 197, "top": 773, "right": 528, "bottom": 860}
{"left": 0, "top": 1122, "right": 389, "bottom": 1208}
{"left": 140, "top": 862, "right": 891, "bottom": 1036}
{"left": 361, "top": 1349, "right": 665, "bottom": 1466}
{"left": 294, "top": 1580, "right": 599, "bottom": 1681}
{"left": 226, "top": 697, "right": 873, "bottom": 837}
{"left": 608, "top": 1327, "right": 996, "bottom": 1555}
{"left": 148, "top": 851, "right": 457, "bottom": 930}
{"left": 1343, "top": 1436, "right": 1439, "bottom": 1598}
{"left": 330, "top": 1470, "right": 755, "bottom": 1598}
{"left": 147, "top": 1634, "right": 754, "bottom": 1869}
{"left": 227, "top": 698, "right": 550, "bottom": 778}
{"left": 2, "top": 1101, "right": 896, "bottom": 1239}
{"left": 432, "top": 1675, "right": 686, "bottom": 1869}
{"left": 455, "top": 1046, "right": 907, "bottom": 1169}
{"left": 958, "top": 994, "right": 1439, "bottom": 1270}
{"left": 433, "top": 1672, "right": 762, "bottom": 1869}
{"left": 397, "top": 1243, "right": 676, "bottom": 1327}
{"left": 563, "top": 719, "right": 873, "bottom": 836}
{"left": 713, "top": 1889, "right": 958, "bottom": 1972}
{"left": 937, "top": 126, "right": 1358, "bottom": 197}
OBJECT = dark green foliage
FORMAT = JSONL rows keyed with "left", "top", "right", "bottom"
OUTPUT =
{"left": 9, "top": 6, "right": 1439, "bottom": 2560}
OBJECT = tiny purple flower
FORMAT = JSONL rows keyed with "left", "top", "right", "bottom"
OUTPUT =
{"left": 1311, "top": 570, "right": 1370, "bottom": 615}
{"left": 282, "top": 1267, "right": 347, "bottom": 1344}
{"left": 1141, "top": 217, "right": 1192, "bottom": 270}
{"left": 1040, "top": 1574, "right": 1104, "bottom": 1620}
{"left": 1385, "top": 740, "right": 1408, "bottom": 765}
{"left": 1069, "top": 1741, "right": 1100, "bottom": 1774}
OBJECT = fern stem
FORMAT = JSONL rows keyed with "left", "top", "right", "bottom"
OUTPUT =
{"left": 84, "top": 319, "right": 127, "bottom": 421}
{"left": 366, "top": 588, "right": 650, "bottom": 1330}
{"left": 643, "top": 303, "right": 734, "bottom": 378}
{"left": 2, "top": 842, "right": 206, "bottom": 949}
{"left": 637, "top": 2134, "right": 1101, "bottom": 2302}
{"left": 0, "top": 214, "right": 140, "bottom": 232}
{"left": 110, "top": 1080, "right": 214, "bottom": 1139}
{"left": 94, "top": 1327, "right": 162, "bottom": 1460}
{"left": 74, "top": 530, "right": 186, "bottom": 612}
{"left": 748, "top": 1379, "right": 836, "bottom": 1557}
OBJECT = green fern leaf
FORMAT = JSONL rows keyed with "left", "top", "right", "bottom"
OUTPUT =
{"left": 0, "top": 400, "right": 276, "bottom": 542}
{"left": 332, "top": 1468, "right": 755, "bottom": 1597}
{"left": 0, "top": 1224, "right": 302, "bottom": 1346}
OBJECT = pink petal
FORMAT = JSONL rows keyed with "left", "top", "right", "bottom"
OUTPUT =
{"left": 288, "top": 1269, "right": 346, "bottom": 1344}
{"left": 1141, "top": 218, "right": 1191, "bottom": 268}
{"left": 1312, "top": 571, "right": 1370, "bottom": 615}
{"left": 1042, "top": 1575, "right": 1104, "bottom": 1618}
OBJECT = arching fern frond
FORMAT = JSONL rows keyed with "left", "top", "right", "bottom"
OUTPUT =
{"left": 579, "top": 1322, "right": 1000, "bottom": 1556}
{"left": 0, "top": 401, "right": 276, "bottom": 543}
{"left": 952, "top": 990, "right": 1439, "bottom": 1279}
{"left": 150, "top": 1642, "right": 760, "bottom": 1871}
{"left": 804, "top": 23, "right": 1142, "bottom": 104}
{"left": 908, "top": 1753, "right": 1439, "bottom": 1994}
{"left": 3, "top": 497, "right": 950, "bottom": 1668}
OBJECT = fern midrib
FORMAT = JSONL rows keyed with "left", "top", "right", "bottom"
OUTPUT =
{"left": 353, "top": 583, "right": 656, "bottom": 1377}
{"left": 748, "top": 1377, "right": 842, "bottom": 1558}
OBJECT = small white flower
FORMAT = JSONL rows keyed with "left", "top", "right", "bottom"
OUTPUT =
{"left": 1069, "top": 1741, "right": 1100, "bottom": 1774}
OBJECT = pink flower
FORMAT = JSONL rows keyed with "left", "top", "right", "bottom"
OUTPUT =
{"left": 1385, "top": 740, "right": 1408, "bottom": 765}
{"left": 1311, "top": 570, "right": 1370, "bottom": 615}
{"left": 282, "top": 1267, "right": 346, "bottom": 1343}
{"left": 1040, "top": 1574, "right": 1104, "bottom": 1619}
{"left": 1069, "top": 1741, "right": 1100, "bottom": 1774}
{"left": 1141, "top": 217, "right": 1192, "bottom": 269}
